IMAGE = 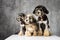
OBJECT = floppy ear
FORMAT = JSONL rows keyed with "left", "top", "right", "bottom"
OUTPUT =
{"left": 16, "top": 17, "right": 20, "bottom": 22}
{"left": 43, "top": 7, "right": 49, "bottom": 14}
{"left": 33, "top": 8, "right": 35, "bottom": 14}
{"left": 33, "top": 17, "right": 37, "bottom": 23}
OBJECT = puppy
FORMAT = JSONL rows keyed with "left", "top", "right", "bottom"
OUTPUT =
{"left": 33, "top": 5, "right": 51, "bottom": 36}
{"left": 24, "top": 14, "right": 38, "bottom": 36}
{"left": 16, "top": 13, "right": 26, "bottom": 36}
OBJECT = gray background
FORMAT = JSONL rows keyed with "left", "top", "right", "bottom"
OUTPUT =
{"left": 0, "top": 0, "right": 60, "bottom": 40}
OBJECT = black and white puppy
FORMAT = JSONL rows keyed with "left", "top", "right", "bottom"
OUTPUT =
{"left": 33, "top": 5, "right": 51, "bottom": 36}
{"left": 16, "top": 13, "right": 26, "bottom": 36}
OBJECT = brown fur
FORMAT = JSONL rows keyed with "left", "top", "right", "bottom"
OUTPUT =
{"left": 33, "top": 5, "right": 51, "bottom": 36}
{"left": 18, "top": 31, "right": 24, "bottom": 36}
{"left": 37, "top": 28, "right": 42, "bottom": 36}
{"left": 25, "top": 24, "right": 37, "bottom": 36}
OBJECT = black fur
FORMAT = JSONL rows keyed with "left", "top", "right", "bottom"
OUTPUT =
{"left": 20, "top": 18, "right": 25, "bottom": 24}
{"left": 33, "top": 5, "right": 49, "bottom": 14}
{"left": 29, "top": 16, "right": 37, "bottom": 24}
{"left": 22, "top": 26, "right": 26, "bottom": 34}
{"left": 33, "top": 5, "right": 50, "bottom": 36}
{"left": 16, "top": 13, "right": 26, "bottom": 35}
{"left": 38, "top": 15, "right": 49, "bottom": 24}
{"left": 18, "top": 13, "right": 25, "bottom": 17}
{"left": 40, "top": 23, "right": 45, "bottom": 35}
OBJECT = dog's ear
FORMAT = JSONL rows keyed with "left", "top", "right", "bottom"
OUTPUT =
{"left": 33, "top": 8, "right": 35, "bottom": 14}
{"left": 16, "top": 17, "right": 20, "bottom": 22}
{"left": 18, "top": 13, "right": 25, "bottom": 17}
{"left": 33, "top": 17, "right": 37, "bottom": 23}
{"left": 43, "top": 7, "right": 49, "bottom": 14}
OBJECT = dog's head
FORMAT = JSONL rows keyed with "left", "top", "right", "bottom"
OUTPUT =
{"left": 16, "top": 13, "right": 25, "bottom": 24}
{"left": 33, "top": 5, "right": 49, "bottom": 16}
{"left": 24, "top": 14, "right": 36, "bottom": 24}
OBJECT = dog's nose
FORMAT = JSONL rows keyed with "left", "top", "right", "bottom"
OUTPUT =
{"left": 26, "top": 20, "right": 28, "bottom": 21}
{"left": 38, "top": 12, "right": 40, "bottom": 14}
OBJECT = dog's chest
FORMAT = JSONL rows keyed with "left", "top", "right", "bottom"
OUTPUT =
{"left": 38, "top": 15, "right": 47, "bottom": 20}
{"left": 20, "top": 21, "right": 25, "bottom": 27}
{"left": 38, "top": 20, "right": 47, "bottom": 24}
{"left": 37, "top": 15, "right": 48, "bottom": 24}
{"left": 26, "top": 24, "right": 36, "bottom": 31}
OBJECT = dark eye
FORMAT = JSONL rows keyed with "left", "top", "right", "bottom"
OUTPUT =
{"left": 40, "top": 10, "right": 42, "bottom": 11}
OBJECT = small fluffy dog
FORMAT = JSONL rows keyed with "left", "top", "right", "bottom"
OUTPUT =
{"left": 33, "top": 5, "right": 51, "bottom": 36}
{"left": 24, "top": 14, "right": 38, "bottom": 36}
{"left": 16, "top": 13, "right": 26, "bottom": 36}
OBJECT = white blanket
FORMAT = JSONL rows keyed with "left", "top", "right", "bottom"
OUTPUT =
{"left": 5, "top": 35, "right": 60, "bottom": 40}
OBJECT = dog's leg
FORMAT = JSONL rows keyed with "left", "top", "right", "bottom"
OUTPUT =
{"left": 44, "top": 24, "right": 49, "bottom": 36}
{"left": 38, "top": 28, "right": 42, "bottom": 36}
{"left": 44, "top": 29, "right": 50, "bottom": 36}
{"left": 38, "top": 23, "right": 42, "bottom": 36}
{"left": 25, "top": 31, "right": 31, "bottom": 36}
{"left": 18, "top": 31, "right": 23, "bottom": 36}
{"left": 48, "top": 28, "right": 52, "bottom": 36}
{"left": 33, "top": 31, "right": 37, "bottom": 36}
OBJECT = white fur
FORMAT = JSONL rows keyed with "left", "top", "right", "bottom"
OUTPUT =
{"left": 20, "top": 24, "right": 25, "bottom": 27}
{"left": 38, "top": 20, "right": 47, "bottom": 24}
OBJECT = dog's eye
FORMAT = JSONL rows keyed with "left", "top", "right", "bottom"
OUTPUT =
{"left": 40, "top": 9, "right": 43, "bottom": 11}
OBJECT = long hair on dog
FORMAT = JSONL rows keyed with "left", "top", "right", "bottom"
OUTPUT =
{"left": 16, "top": 13, "right": 26, "bottom": 36}
{"left": 33, "top": 5, "right": 49, "bottom": 14}
{"left": 33, "top": 5, "right": 51, "bottom": 36}
{"left": 24, "top": 14, "right": 38, "bottom": 36}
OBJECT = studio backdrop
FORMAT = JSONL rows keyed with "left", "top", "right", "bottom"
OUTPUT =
{"left": 0, "top": 0, "right": 60, "bottom": 39}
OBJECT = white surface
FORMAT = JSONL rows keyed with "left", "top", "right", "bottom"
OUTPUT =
{"left": 5, "top": 35, "right": 60, "bottom": 40}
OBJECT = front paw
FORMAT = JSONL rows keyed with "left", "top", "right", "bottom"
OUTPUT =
{"left": 25, "top": 31, "right": 31, "bottom": 36}
{"left": 44, "top": 30, "right": 50, "bottom": 36}
{"left": 18, "top": 31, "right": 24, "bottom": 36}
{"left": 33, "top": 31, "right": 37, "bottom": 36}
{"left": 38, "top": 30, "right": 42, "bottom": 36}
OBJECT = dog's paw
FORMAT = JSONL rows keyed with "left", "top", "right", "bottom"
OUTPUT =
{"left": 25, "top": 31, "right": 31, "bottom": 36}
{"left": 33, "top": 31, "right": 37, "bottom": 36}
{"left": 18, "top": 31, "right": 24, "bottom": 36}
{"left": 38, "top": 30, "right": 42, "bottom": 36}
{"left": 44, "top": 29, "right": 50, "bottom": 36}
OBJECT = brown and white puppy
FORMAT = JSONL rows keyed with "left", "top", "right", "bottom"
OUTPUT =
{"left": 16, "top": 13, "right": 26, "bottom": 36}
{"left": 24, "top": 14, "right": 38, "bottom": 36}
{"left": 33, "top": 5, "right": 51, "bottom": 36}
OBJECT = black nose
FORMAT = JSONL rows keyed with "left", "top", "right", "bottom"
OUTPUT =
{"left": 26, "top": 20, "right": 28, "bottom": 21}
{"left": 38, "top": 12, "right": 40, "bottom": 14}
